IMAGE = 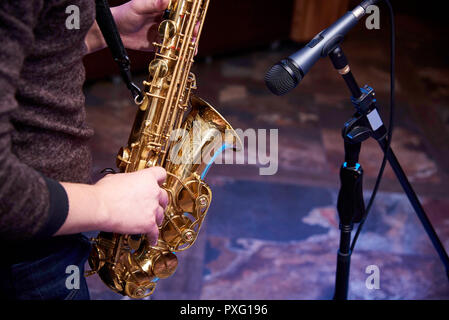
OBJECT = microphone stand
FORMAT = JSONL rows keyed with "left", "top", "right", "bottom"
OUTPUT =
{"left": 329, "top": 46, "right": 449, "bottom": 300}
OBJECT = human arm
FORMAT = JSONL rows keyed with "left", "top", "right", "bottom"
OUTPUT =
{"left": 0, "top": 0, "right": 58, "bottom": 241}
{"left": 1, "top": 0, "right": 168, "bottom": 243}
{"left": 56, "top": 168, "right": 168, "bottom": 245}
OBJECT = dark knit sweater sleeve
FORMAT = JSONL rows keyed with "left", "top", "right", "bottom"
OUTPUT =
{"left": 0, "top": 1, "right": 69, "bottom": 241}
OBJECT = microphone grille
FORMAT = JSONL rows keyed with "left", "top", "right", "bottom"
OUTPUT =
{"left": 264, "top": 59, "right": 302, "bottom": 96}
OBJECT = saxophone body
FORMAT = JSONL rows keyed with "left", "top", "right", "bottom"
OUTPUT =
{"left": 87, "top": 0, "right": 239, "bottom": 298}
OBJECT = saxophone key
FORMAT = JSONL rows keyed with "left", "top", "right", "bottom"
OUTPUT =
{"left": 158, "top": 20, "right": 177, "bottom": 39}
{"left": 144, "top": 92, "right": 167, "bottom": 100}
{"left": 148, "top": 59, "right": 169, "bottom": 78}
{"left": 151, "top": 251, "right": 178, "bottom": 279}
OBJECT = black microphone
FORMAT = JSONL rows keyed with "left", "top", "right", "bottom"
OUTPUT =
{"left": 265, "top": 0, "right": 380, "bottom": 96}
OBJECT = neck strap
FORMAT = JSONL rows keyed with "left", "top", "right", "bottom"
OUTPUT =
{"left": 94, "top": 0, "right": 143, "bottom": 104}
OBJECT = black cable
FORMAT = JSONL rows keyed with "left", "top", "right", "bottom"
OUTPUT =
{"left": 350, "top": 0, "right": 395, "bottom": 251}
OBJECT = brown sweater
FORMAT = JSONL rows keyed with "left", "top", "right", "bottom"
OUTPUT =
{"left": 0, "top": 0, "right": 95, "bottom": 241}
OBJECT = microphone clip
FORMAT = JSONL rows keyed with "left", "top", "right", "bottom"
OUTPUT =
{"left": 350, "top": 85, "right": 376, "bottom": 114}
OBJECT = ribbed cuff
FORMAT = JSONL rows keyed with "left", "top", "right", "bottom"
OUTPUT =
{"left": 34, "top": 176, "right": 69, "bottom": 239}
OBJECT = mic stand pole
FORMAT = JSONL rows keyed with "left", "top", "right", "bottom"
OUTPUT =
{"left": 333, "top": 139, "right": 364, "bottom": 300}
{"left": 329, "top": 46, "right": 449, "bottom": 300}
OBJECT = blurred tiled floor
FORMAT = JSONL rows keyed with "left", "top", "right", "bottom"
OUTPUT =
{"left": 83, "top": 14, "right": 449, "bottom": 300}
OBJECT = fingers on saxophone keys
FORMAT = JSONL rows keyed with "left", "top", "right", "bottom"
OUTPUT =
{"left": 148, "top": 166, "right": 167, "bottom": 185}
{"left": 192, "top": 22, "right": 200, "bottom": 56}
{"left": 159, "top": 188, "right": 169, "bottom": 209}
{"left": 155, "top": 205, "right": 165, "bottom": 227}
{"left": 147, "top": 224, "right": 159, "bottom": 246}
{"left": 194, "top": 22, "right": 200, "bottom": 38}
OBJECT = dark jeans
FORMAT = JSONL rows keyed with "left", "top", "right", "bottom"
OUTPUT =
{"left": 0, "top": 234, "right": 92, "bottom": 300}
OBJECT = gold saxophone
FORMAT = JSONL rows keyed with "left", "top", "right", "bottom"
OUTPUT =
{"left": 87, "top": 0, "right": 240, "bottom": 299}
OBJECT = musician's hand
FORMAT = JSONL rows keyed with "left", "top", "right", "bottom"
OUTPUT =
{"left": 94, "top": 167, "right": 168, "bottom": 244}
{"left": 57, "top": 167, "right": 169, "bottom": 245}
{"left": 112, "top": 0, "right": 169, "bottom": 51}
{"left": 85, "top": 0, "right": 200, "bottom": 54}
{"left": 85, "top": 0, "right": 167, "bottom": 53}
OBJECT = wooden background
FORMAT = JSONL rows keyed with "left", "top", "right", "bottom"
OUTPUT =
{"left": 291, "top": 0, "right": 350, "bottom": 42}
